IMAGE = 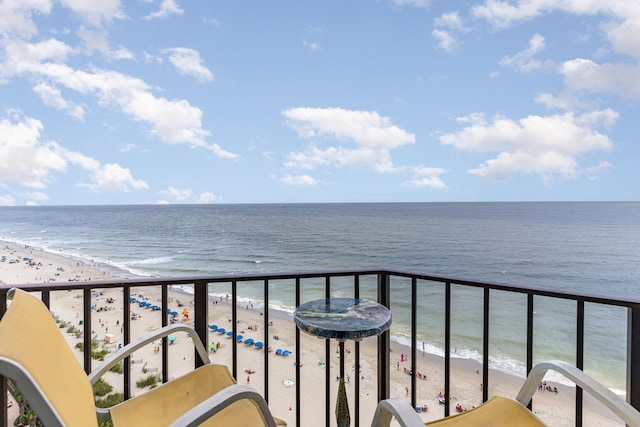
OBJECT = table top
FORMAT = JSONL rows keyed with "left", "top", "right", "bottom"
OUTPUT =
{"left": 293, "top": 298, "right": 391, "bottom": 341}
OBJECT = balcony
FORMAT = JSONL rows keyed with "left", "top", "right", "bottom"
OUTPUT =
{"left": 2, "top": 269, "right": 640, "bottom": 426}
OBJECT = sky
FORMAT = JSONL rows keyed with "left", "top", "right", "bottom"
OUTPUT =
{"left": 0, "top": 0, "right": 638, "bottom": 205}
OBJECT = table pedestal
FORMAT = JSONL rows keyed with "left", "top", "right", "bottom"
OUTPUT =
{"left": 336, "top": 340, "right": 350, "bottom": 426}
{"left": 293, "top": 298, "right": 392, "bottom": 427}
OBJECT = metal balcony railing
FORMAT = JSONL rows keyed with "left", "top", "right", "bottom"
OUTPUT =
{"left": 1, "top": 269, "right": 640, "bottom": 427}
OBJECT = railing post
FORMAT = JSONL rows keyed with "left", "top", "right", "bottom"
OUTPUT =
{"left": 526, "top": 293, "right": 534, "bottom": 410}
{"left": 444, "top": 281, "right": 451, "bottom": 417}
{"left": 1, "top": 290, "right": 7, "bottom": 427}
{"left": 377, "top": 272, "right": 391, "bottom": 401}
{"left": 83, "top": 288, "right": 92, "bottom": 374}
{"left": 482, "top": 287, "right": 489, "bottom": 403}
{"left": 627, "top": 306, "right": 640, "bottom": 412}
{"left": 576, "top": 300, "right": 584, "bottom": 426}
{"left": 194, "top": 281, "right": 208, "bottom": 368}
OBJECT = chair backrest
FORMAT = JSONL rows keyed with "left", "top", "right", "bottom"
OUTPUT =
{"left": 0, "top": 288, "right": 98, "bottom": 427}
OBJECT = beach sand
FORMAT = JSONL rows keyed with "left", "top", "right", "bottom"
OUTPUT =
{"left": 0, "top": 240, "right": 625, "bottom": 426}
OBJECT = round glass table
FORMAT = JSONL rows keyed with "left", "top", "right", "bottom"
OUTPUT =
{"left": 294, "top": 298, "right": 392, "bottom": 426}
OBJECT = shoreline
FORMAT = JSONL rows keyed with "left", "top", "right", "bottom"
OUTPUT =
{"left": 0, "top": 240, "right": 624, "bottom": 425}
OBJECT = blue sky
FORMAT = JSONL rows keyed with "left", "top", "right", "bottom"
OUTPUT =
{"left": 0, "top": 0, "right": 638, "bottom": 205}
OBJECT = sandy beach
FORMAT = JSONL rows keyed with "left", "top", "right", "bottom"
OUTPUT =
{"left": 0, "top": 240, "right": 626, "bottom": 426}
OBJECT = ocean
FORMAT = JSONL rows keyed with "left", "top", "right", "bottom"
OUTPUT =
{"left": 1, "top": 202, "right": 638, "bottom": 393}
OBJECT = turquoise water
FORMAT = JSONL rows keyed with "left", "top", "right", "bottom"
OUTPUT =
{"left": 1, "top": 202, "right": 638, "bottom": 392}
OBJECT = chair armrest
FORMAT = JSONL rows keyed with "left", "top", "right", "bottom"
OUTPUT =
{"left": 516, "top": 360, "right": 640, "bottom": 427}
{"left": 370, "top": 397, "right": 425, "bottom": 427}
{"left": 167, "top": 384, "right": 278, "bottom": 427}
{"left": 88, "top": 323, "right": 210, "bottom": 385}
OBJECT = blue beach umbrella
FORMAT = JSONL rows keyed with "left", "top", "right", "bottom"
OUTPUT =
{"left": 254, "top": 341, "right": 264, "bottom": 349}
{"left": 236, "top": 335, "right": 243, "bottom": 341}
{"left": 170, "top": 311, "right": 178, "bottom": 317}
{"left": 217, "top": 327, "right": 226, "bottom": 334}
{"left": 244, "top": 338, "right": 254, "bottom": 345}
{"left": 209, "top": 324, "right": 218, "bottom": 331}
{"left": 226, "top": 331, "right": 233, "bottom": 337}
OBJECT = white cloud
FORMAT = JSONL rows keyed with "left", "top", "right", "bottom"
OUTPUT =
{"left": 0, "top": 39, "right": 236, "bottom": 158}
{"left": 303, "top": 41, "right": 322, "bottom": 51}
{"left": 57, "top": 145, "right": 101, "bottom": 170}
{"left": 282, "top": 107, "right": 415, "bottom": 173}
{"left": 144, "top": 0, "right": 184, "bottom": 20}
{"left": 0, "top": 194, "right": 16, "bottom": 206}
{"left": 585, "top": 160, "right": 612, "bottom": 180}
{"left": 83, "top": 163, "right": 149, "bottom": 192}
{"left": 196, "top": 192, "right": 221, "bottom": 203}
{"left": 435, "top": 12, "right": 465, "bottom": 30}
{"left": 77, "top": 27, "right": 109, "bottom": 53}
{"left": 0, "top": 113, "right": 147, "bottom": 196}
{"left": 60, "top": 0, "right": 125, "bottom": 27}
{"left": 393, "top": 0, "right": 430, "bottom": 8}
{"left": 24, "top": 191, "right": 48, "bottom": 201}
{"left": 472, "top": 1, "right": 640, "bottom": 59}
{"left": 0, "top": 0, "right": 53, "bottom": 39}
{"left": 603, "top": 12, "right": 640, "bottom": 58}
{"left": 0, "top": 115, "right": 68, "bottom": 188}
{"left": 440, "top": 110, "right": 617, "bottom": 180}
{"left": 432, "top": 29, "right": 458, "bottom": 53}
{"left": 162, "top": 186, "right": 192, "bottom": 201}
{"left": 163, "top": 47, "right": 214, "bottom": 82}
{"left": 159, "top": 187, "right": 221, "bottom": 203}
{"left": 280, "top": 174, "right": 319, "bottom": 186}
{"left": 32, "top": 82, "right": 85, "bottom": 120}
{"left": 534, "top": 92, "right": 576, "bottom": 110}
{"left": 500, "top": 33, "right": 546, "bottom": 72}
{"left": 403, "top": 166, "right": 447, "bottom": 188}
{"left": 432, "top": 12, "right": 469, "bottom": 53}
{"left": 561, "top": 58, "right": 640, "bottom": 98}
{"left": 202, "top": 16, "right": 220, "bottom": 27}
{"left": 108, "top": 47, "right": 135, "bottom": 60}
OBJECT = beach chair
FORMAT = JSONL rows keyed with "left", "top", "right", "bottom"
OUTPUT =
{"left": 0, "top": 288, "right": 286, "bottom": 427}
{"left": 371, "top": 360, "right": 640, "bottom": 427}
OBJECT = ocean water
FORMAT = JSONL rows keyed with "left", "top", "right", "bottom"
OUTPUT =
{"left": 1, "top": 202, "right": 639, "bottom": 392}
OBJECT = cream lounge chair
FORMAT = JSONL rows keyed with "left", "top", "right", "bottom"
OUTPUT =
{"left": 0, "top": 288, "right": 286, "bottom": 427}
{"left": 371, "top": 360, "right": 640, "bottom": 427}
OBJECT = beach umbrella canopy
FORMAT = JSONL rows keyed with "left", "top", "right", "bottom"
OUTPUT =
{"left": 244, "top": 338, "right": 254, "bottom": 345}
{"left": 226, "top": 331, "right": 233, "bottom": 337}
{"left": 170, "top": 311, "right": 178, "bottom": 317}
{"left": 168, "top": 335, "right": 177, "bottom": 342}
{"left": 254, "top": 341, "right": 264, "bottom": 348}
{"left": 217, "top": 327, "right": 226, "bottom": 334}
{"left": 236, "top": 335, "right": 243, "bottom": 341}
{"left": 209, "top": 324, "right": 218, "bottom": 331}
